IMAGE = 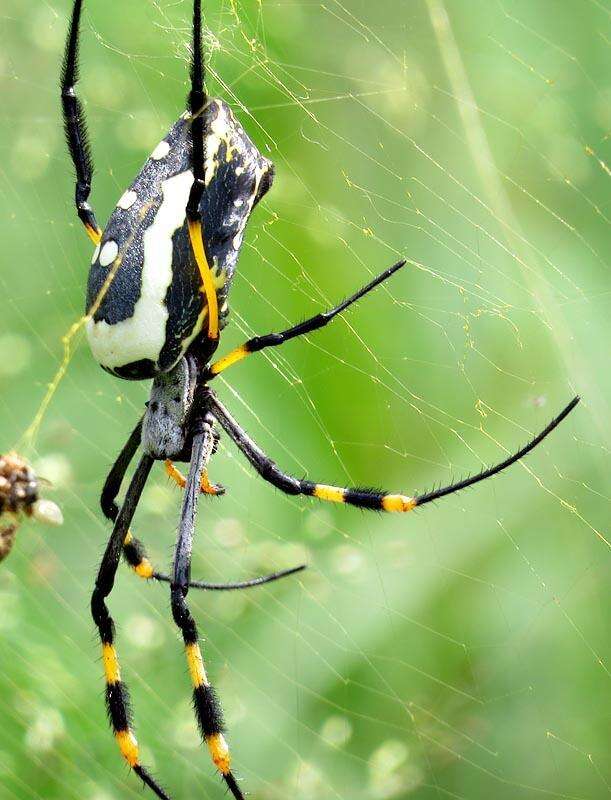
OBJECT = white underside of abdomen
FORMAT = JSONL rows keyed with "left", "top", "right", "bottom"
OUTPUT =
{"left": 87, "top": 170, "right": 194, "bottom": 371}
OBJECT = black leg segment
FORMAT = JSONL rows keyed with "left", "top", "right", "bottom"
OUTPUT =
{"left": 90, "top": 455, "right": 171, "bottom": 800}
{"left": 209, "top": 391, "right": 580, "bottom": 513}
{"left": 207, "top": 259, "right": 407, "bottom": 377}
{"left": 60, "top": 0, "right": 101, "bottom": 244}
{"left": 170, "top": 417, "right": 245, "bottom": 800}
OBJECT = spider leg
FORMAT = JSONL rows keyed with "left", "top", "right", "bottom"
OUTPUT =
{"left": 206, "top": 258, "right": 406, "bottom": 378}
{"left": 170, "top": 416, "right": 245, "bottom": 800}
{"left": 101, "top": 420, "right": 304, "bottom": 590}
{"left": 91, "top": 455, "right": 171, "bottom": 800}
{"left": 60, "top": 0, "right": 102, "bottom": 245}
{"left": 209, "top": 391, "right": 580, "bottom": 512}
{"left": 185, "top": 0, "right": 219, "bottom": 341}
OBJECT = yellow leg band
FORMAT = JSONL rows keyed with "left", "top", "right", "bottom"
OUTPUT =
{"left": 134, "top": 559, "right": 154, "bottom": 578}
{"left": 102, "top": 643, "right": 121, "bottom": 684}
{"left": 382, "top": 494, "right": 417, "bottom": 512}
{"left": 86, "top": 224, "right": 102, "bottom": 246}
{"left": 199, "top": 470, "right": 222, "bottom": 495}
{"left": 186, "top": 642, "right": 208, "bottom": 688}
{"left": 209, "top": 344, "right": 249, "bottom": 376}
{"left": 115, "top": 729, "right": 140, "bottom": 767}
{"left": 207, "top": 733, "right": 231, "bottom": 774}
{"left": 313, "top": 484, "right": 346, "bottom": 504}
{"left": 187, "top": 218, "right": 219, "bottom": 339}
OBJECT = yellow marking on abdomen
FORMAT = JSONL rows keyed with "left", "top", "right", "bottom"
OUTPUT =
{"left": 186, "top": 642, "right": 208, "bottom": 688}
{"left": 102, "top": 643, "right": 121, "bottom": 684}
{"left": 206, "top": 732, "right": 231, "bottom": 774}
{"left": 382, "top": 494, "right": 416, "bottom": 512}
{"left": 313, "top": 484, "right": 346, "bottom": 504}
{"left": 187, "top": 218, "right": 219, "bottom": 339}
{"left": 115, "top": 729, "right": 139, "bottom": 767}
{"left": 209, "top": 344, "right": 249, "bottom": 376}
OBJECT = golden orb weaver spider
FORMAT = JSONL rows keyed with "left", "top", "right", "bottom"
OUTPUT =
{"left": 60, "top": 0, "right": 580, "bottom": 797}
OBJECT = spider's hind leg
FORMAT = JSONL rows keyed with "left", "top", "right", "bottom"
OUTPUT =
{"left": 170, "top": 415, "right": 245, "bottom": 800}
{"left": 91, "top": 454, "right": 172, "bottom": 800}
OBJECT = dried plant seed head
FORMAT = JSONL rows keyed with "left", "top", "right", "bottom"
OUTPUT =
{"left": 31, "top": 499, "right": 64, "bottom": 527}
{"left": 0, "top": 451, "right": 63, "bottom": 563}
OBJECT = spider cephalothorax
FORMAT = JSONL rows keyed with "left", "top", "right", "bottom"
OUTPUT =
{"left": 60, "top": 1, "right": 579, "bottom": 799}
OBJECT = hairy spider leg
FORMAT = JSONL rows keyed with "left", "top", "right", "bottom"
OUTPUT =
{"left": 210, "top": 392, "right": 580, "bottom": 512}
{"left": 185, "top": 0, "right": 219, "bottom": 340}
{"left": 60, "top": 0, "right": 101, "bottom": 245}
{"left": 207, "top": 259, "right": 407, "bottom": 378}
{"left": 90, "top": 455, "right": 171, "bottom": 800}
{"left": 101, "top": 419, "right": 304, "bottom": 590}
{"left": 170, "top": 417, "right": 244, "bottom": 800}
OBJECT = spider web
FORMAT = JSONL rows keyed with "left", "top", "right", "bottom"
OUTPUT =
{"left": 0, "top": 1, "right": 609, "bottom": 799}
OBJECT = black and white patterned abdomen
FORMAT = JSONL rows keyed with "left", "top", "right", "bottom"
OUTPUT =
{"left": 86, "top": 99, "right": 274, "bottom": 380}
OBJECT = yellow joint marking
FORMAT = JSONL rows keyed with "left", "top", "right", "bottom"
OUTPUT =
{"left": 166, "top": 460, "right": 219, "bottom": 496}
{"left": 165, "top": 459, "right": 186, "bottom": 489}
{"left": 85, "top": 224, "right": 102, "bottom": 246}
{"left": 382, "top": 494, "right": 417, "bottom": 513}
{"left": 185, "top": 642, "right": 208, "bottom": 688}
{"left": 134, "top": 559, "right": 154, "bottom": 579}
{"left": 123, "top": 530, "right": 133, "bottom": 545}
{"left": 209, "top": 344, "right": 249, "bottom": 376}
{"left": 206, "top": 733, "right": 231, "bottom": 775}
{"left": 200, "top": 470, "right": 220, "bottom": 496}
{"left": 115, "top": 730, "right": 139, "bottom": 767}
{"left": 187, "top": 218, "right": 219, "bottom": 340}
{"left": 102, "top": 643, "right": 121, "bottom": 684}
{"left": 313, "top": 484, "right": 346, "bottom": 504}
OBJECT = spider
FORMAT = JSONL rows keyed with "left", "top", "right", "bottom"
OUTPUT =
{"left": 60, "top": 1, "right": 579, "bottom": 798}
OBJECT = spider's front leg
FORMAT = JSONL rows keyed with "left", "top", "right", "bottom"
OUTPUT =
{"left": 185, "top": 0, "right": 220, "bottom": 342}
{"left": 170, "top": 414, "right": 245, "bottom": 800}
{"left": 60, "top": 0, "right": 102, "bottom": 245}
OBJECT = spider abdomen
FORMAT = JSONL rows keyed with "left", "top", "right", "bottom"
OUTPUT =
{"left": 86, "top": 99, "right": 274, "bottom": 381}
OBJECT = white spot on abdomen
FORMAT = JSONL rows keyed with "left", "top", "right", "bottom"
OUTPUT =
{"left": 151, "top": 140, "right": 170, "bottom": 160}
{"left": 87, "top": 170, "right": 195, "bottom": 371}
{"left": 99, "top": 240, "right": 118, "bottom": 267}
{"left": 117, "top": 190, "right": 137, "bottom": 210}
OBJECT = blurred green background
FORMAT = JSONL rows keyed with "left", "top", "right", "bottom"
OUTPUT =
{"left": 0, "top": 1, "right": 609, "bottom": 798}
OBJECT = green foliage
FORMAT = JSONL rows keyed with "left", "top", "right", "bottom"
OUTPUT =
{"left": 0, "top": 1, "right": 608, "bottom": 798}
